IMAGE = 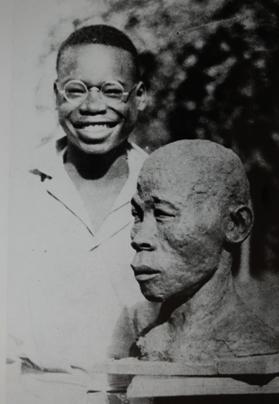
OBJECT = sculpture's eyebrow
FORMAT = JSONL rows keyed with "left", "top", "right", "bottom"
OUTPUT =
{"left": 131, "top": 195, "right": 142, "bottom": 209}
{"left": 152, "top": 196, "right": 179, "bottom": 211}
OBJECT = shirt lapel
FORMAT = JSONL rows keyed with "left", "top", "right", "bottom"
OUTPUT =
{"left": 31, "top": 137, "right": 95, "bottom": 236}
{"left": 31, "top": 137, "right": 147, "bottom": 249}
{"left": 92, "top": 143, "right": 147, "bottom": 249}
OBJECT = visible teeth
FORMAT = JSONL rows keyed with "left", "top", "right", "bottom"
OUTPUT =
{"left": 89, "top": 124, "right": 107, "bottom": 128}
{"left": 77, "top": 122, "right": 115, "bottom": 128}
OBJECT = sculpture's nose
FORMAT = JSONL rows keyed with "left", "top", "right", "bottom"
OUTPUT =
{"left": 131, "top": 216, "right": 156, "bottom": 252}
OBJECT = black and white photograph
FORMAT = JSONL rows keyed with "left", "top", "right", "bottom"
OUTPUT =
{"left": 3, "top": 0, "right": 279, "bottom": 403}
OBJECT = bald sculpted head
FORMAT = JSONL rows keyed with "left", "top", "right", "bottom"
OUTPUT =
{"left": 139, "top": 140, "right": 251, "bottom": 214}
{"left": 131, "top": 140, "right": 253, "bottom": 302}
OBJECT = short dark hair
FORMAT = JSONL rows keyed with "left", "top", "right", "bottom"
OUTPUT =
{"left": 56, "top": 24, "right": 140, "bottom": 79}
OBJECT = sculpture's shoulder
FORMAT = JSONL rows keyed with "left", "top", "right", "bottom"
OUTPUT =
{"left": 137, "top": 320, "right": 173, "bottom": 361}
{"left": 136, "top": 293, "right": 279, "bottom": 362}
{"left": 107, "top": 301, "right": 161, "bottom": 359}
{"left": 132, "top": 301, "right": 162, "bottom": 337}
{"left": 213, "top": 294, "right": 279, "bottom": 357}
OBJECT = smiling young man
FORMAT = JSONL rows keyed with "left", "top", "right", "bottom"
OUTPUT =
{"left": 55, "top": 25, "right": 146, "bottom": 229}
{"left": 8, "top": 25, "right": 148, "bottom": 403}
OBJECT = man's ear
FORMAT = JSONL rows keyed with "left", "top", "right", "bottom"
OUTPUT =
{"left": 135, "top": 82, "right": 147, "bottom": 112}
{"left": 53, "top": 80, "right": 58, "bottom": 96}
{"left": 53, "top": 81, "right": 61, "bottom": 108}
{"left": 225, "top": 205, "right": 254, "bottom": 244}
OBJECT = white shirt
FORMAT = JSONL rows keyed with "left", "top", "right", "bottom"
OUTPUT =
{"left": 7, "top": 137, "right": 148, "bottom": 402}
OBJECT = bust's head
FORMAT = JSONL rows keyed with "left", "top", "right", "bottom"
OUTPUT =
{"left": 131, "top": 140, "right": 253, "bottom": 302}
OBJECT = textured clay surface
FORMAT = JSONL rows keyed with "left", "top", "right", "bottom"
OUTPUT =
{"left": 130, "top": 140, "right": 279, "bottom": 363}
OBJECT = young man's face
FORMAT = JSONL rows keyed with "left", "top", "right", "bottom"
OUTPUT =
{"left": 55, "top": 44, "right": 145, "bottom": 155}
{"left": 130, "top": 166, "right": 225, "bottom": 303}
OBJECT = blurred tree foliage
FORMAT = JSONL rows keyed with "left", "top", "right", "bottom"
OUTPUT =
{"left": 83, "top": 0, "right": 279, "bottom": 274}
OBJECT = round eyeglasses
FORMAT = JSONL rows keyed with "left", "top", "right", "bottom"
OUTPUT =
{"left": 55, "top": 79, "right": 137, "bottom": 105}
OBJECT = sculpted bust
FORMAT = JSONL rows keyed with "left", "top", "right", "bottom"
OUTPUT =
{"left": 130, "top": 140, "right": 279, "bottom": 363}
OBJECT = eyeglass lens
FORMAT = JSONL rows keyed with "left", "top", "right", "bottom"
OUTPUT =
{"left": 64, "top": 80, "right": 125, "bottom": 102}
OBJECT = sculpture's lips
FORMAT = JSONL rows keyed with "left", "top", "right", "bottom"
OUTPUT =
{"left": 131, "top": 265, "right": 160, "bottom": 282}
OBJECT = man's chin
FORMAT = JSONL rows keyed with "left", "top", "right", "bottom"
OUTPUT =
{"left": 76, "top": 142, "right": 113, "bottom": 155}
{"left": 69, "top": 135, "right": 123, "bottom": 155}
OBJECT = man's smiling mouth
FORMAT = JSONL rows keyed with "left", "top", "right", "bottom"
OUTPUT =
{"left": 74, "top": 121, "right": 118, "bottom": 129}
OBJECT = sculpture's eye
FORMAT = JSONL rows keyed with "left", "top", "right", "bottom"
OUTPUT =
{"left": 154, "top": 208, "right": 175, "bottom": 222}
{"left": 131, "top": 206, "right": 142, "bottom": 222}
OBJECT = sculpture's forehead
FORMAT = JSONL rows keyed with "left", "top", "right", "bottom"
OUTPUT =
{"left": 136, "top": 139, "right": 249, "bottom": 211}
{"left": 137, "top": 160, "right": 213, "bottom": 205}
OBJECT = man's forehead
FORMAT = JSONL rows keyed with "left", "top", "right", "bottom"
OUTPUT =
{"left": 58, "top": 44, "right": 135, "bottom": 74}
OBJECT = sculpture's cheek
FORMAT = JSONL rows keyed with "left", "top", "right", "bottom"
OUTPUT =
{"left": 159, "top": 211, "right": 223, "bottom": 257}
{"left": 159, "top": 220, "right": 201, "bottom": 254}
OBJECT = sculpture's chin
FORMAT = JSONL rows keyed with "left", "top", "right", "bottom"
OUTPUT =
{"left": 140, "top": 290, "right": 164, "bottom": 303}
{"left": 138, "top": 284, "right": 165, "bottom": 302}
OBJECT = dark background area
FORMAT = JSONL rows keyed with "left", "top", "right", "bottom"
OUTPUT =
{"left": 95, "top": 0, "right": 279, "bottom": 278}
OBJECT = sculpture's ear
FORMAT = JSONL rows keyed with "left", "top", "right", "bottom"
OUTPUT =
{"left": 225, "top": 205, "right": 253, "bottom": 244}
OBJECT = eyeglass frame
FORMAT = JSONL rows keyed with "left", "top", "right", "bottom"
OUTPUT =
{"left": 54, "top": 79, "right": 139, "bottom": 105}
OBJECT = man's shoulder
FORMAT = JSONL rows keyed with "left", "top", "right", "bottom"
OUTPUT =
{"left": 128, "top": 141, "right": 148, "bottom": 158}
{"left": 29, "top": 135, "right": 65, "bottom": 177}
{"left": 10, "top": 137, "right": 64, "bottom": 206}
{"left": 126, "top": 141, "right": 148, "bottom": 183}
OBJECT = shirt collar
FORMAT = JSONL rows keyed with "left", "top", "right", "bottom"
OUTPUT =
{"left": 31, "top": 136, "right": 146, "bottom": 184}
{"left": 29, "top": 136, "right": 147, "bottom": 238}
{"left": 30, "top": 136, "right": 67, "bottom": 180}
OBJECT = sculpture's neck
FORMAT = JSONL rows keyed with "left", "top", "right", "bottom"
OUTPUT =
{"left": 162, "top": 250, "right": 235, "bottom": 327}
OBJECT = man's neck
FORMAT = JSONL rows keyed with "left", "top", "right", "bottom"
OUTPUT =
{"left": 160, "top": 250, "right": 235, "bottom": 327}
{"left": 64, "top": 140, "right": 129, "bottom": 182}
{"left": 63, "top": 140, "right": 130, "bottom": 230}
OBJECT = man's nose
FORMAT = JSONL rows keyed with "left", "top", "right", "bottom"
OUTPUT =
{"left": 79, "top": 88, "right": 107, "bottom": 113}
{"left": 131, "top": 219, "right": 156, "bottom": 252}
